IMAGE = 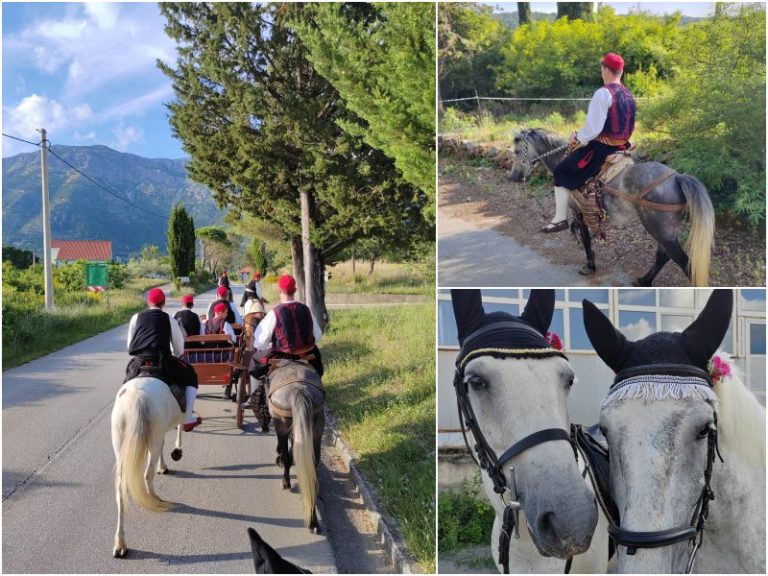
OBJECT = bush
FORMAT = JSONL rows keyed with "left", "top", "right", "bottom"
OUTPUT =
{"left": 438, "top": 477, "right": 495, "bottom": 554}
{"left": 641, "top": 3, "right": 765, "bottom": 224}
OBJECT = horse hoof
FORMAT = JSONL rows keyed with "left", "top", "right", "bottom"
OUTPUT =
{"left": 276, "top": 455, "right": 283, "bottom": 467}
{"left": 632, "top": 277, "right": 651, "bottom": 287}
{"left": 171, "top": 448, "right": 182, "bottom": 461}
{"left": 113, "top": 546, "right": 128, "bottom": 558}
{"left": 578, "top": 265, "right": 596, "bottom": 276}
{"left": 282, "top": 480, "right": 291, "bottom": 490}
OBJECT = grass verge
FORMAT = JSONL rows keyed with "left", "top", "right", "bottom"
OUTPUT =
{"left": 323, "top": 303, "right": 436, "bottom": 571}
{"left": 2, "top": 278, "right": 160, "bottom": 370}
{"left": 327, "top": 260, "right": 434, "bottom": 296}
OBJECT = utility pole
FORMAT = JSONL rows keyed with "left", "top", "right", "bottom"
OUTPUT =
{"left": 39, "top": 128, "right": 54, "bottom": 311}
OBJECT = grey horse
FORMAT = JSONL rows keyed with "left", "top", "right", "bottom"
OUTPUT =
{"left": 509, "top": 129, "right": 715, "bottom": 286}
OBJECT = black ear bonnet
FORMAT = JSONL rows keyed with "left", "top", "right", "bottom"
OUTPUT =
{"left": 582, "top": 290, "right": 733, "bottom": 386}
{"left": 451, "top": 289, "right": 566, "bottom": 370}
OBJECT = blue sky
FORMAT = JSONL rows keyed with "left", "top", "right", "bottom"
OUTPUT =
{"left": 2, "top": 2, "right": 184, "bottom": 159}
{"left": 486, "top": 2, "right": 717, "bottom": 17}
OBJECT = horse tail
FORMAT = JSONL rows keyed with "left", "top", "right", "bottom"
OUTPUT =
{"left": 677, "top": 174, "right": 714, "bottom": 287}
{"left": 117, "top": 388, "right": 172, "bottom": 512}
{"left": 290, "top": 388, "right": 317, "bottom": 528}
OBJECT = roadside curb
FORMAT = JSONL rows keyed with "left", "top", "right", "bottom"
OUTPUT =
{"left": 324, "top": 411, "right": 417, "bottom": 574}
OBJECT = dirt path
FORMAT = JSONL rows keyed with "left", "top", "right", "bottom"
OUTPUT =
{"left": 438, "top": 156, "right": 765, "bottom": 287}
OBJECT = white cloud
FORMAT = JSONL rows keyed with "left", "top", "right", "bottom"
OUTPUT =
{"left": 3, "top": 94, "right": 93, "bottom": 141}
{"left": 73, "top": 131, "right": 97, "bottom": 142}
{"left": 621, "top": 318, "right": 654, "bottom": 341}
{"left": 111, "top": 124, "right": 144, "bottom": 151}
{"left": 4, "top": 4, "right": 177, "bottom": 101}
{"left": 97, "top": 84, "right": 175, "bottom": 122}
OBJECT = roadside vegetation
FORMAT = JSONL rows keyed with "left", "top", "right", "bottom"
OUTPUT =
{"left": 322, "top": 299, "right": 436, "bottom": 571}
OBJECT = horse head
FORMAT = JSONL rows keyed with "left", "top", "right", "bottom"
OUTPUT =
{"left": 509, "top": 128, "right": 566, "bottom": 182}
{"left": 452, "top": 289, "right": 598, "bottom": 559}
{"left": 583, "top": 290, "right": 733, "bottom": 573}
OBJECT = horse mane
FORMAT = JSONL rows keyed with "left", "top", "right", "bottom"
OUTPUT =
{"left": 527, "top": 128, "right": 567, "bottom": 152}
{"left": 713, "top": 371, "right": 766, "bottom": 469}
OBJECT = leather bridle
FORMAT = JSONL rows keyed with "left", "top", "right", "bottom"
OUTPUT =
{"left": 517, "top": 130, "right": 569, "bottom": 184}
{"left": 603, "top": 364, "right": 723, "bottom": 574}
{"left": 453, "top": 321, "right": 573, "bottom": 573}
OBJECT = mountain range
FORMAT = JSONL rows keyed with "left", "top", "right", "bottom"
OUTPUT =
{"left": 2, "top": 145, "right": 226, "bottom": 261}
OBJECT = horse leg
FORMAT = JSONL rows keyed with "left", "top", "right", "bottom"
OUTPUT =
{"left": 661, "top": 238, "right": 691, "bottom": 281}
{"left": 147, "top": 435, "right": 165, "bottom": 495}
{"left": 275, "top": 421, "right": 292, "bottom": 490}
{"left": 308, "top": 411, "right": 325, "bottom": 534}
{"left": 634, "top": 247, "right": 671, "bottom": 286}
{"left": 574, "top": 217, "right": 596, "bottom": 275}
{"left": 170, "top": 424, "right": 183, "bottom": 462}
{"left": 113, "top": 461, "right": 128, "bottom": 557}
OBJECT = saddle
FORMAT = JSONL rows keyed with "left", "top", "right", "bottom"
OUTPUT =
{"left": 571, "top": 152, "right": 635, "bottom": 240}
{"left": 136, "top": 362, "right": 186, "bottom": 413}
{"left": 572, "top": 423, "right": 618, "bottom": 525}
{"left": 267, "top": 359, "right": 325, "bottom": 419}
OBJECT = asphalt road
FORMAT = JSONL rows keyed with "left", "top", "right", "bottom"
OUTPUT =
{"left": 2, "top": 284, "right": 336, "bottom": 573}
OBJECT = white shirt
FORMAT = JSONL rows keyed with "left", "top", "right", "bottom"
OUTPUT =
{"left": 201, "top": 318, "right": 237, "bottom": 343}
{"left": 206, "top": 300, "right": 244, "bottom": 325}
{"left": 575, "top": 86, "right": 614, "bottom": 145}
{"left": 253, "top": 300, "right": 323, "bottom": 353}
{"left": 127, "top": 306, "right": 185, "bottom": 357}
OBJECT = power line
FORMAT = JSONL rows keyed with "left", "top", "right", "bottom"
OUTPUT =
{"left": 2, "top": 132, "right": 42, "bottom": 148}
{"left": 45, "top": 145, "right": 170, "bottom": 221}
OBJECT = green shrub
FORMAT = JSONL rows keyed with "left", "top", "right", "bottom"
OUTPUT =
{"left": 438, "top": 477, "right": 495, "bottom": 554}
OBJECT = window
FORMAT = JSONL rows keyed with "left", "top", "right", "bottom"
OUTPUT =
{"left": 619, "top": 289, "right": 655, "bottom": 307}
{"left": 483, "top": 302, "right": 519, "bottom": 316}
{"left": 660, "top": 290, "right": 695, "bottom": 308}
{"left": 749, "top": 322, "right": 766, "bottom": 355}
{"left": 438, "top": 300, "right": 458, "bottom": 346}
{"left": 619, "top": 311, "right": 657, "bottom": 340}
{"left": 569, "top": 289, "right": 609, "bottom": 305}
{"left": 660, "top": 314, "right": 694, "bottom": 333}
{"left": 740, "top": 290, "right": 766, "bottom": 312}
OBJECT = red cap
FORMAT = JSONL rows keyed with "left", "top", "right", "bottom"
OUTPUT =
{"left": 254, "top": 271, "right": 262, "bottom": 279}
{"left": 601, "top": 52, "right": 624, "bottom": 71}
{"left": 182, "top": 294, "right": 194, "bottom": 304}
{"left": 217, "top": 286, "right": 229, "bottom": 297}
{"left": 278, "top": 274, "right": 296, "bottom": 294}
{"left": 214, "top": 302, "right": 228, "bottom": 314}
{"left": 148, "top": 288, "right": 165, "bottom": 306}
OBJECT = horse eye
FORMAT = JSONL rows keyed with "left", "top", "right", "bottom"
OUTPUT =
{"left": 466, "top": 375, "right": 487, "bottom": 390}
{"left": 567, "top": 375, "right": 574, "bottom": 388}
{"left": 514, "top": 136, "right": 520, "bottom": 143}
{"left": 697, "top": 424, "right": 714, "bottom": 439}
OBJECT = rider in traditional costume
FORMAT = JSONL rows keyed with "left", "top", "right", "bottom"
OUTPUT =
{"left": 240, "top": 270, "right": 265, "bottom": 312}
{"left": 206, "top": 285, "right": 244, "bottom": 325}
{"left": 242, "top": 274, "right": 324, "bottom": 423}
{"left": 203, "top": 302, "right": 238, "bottom": 343}
{"left": 541, "top": 52, "right": 636, "bottom": 233}
{"left": 174, "top": 294, "right": 201, "bottom": 337}
{"left": 125, "top": 288, "right": 202, "bottom": 432}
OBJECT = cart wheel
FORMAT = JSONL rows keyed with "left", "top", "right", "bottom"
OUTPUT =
{"left": 236, "top": 369, "right": 246, "bottom": 429}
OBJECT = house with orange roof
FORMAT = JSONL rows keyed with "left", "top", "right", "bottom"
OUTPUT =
{"left": 51, "top": 240, "right": 113, "bottom": 264}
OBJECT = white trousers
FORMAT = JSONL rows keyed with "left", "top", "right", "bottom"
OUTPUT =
{"left": 551, "top": 186, "right": 571, "bottom": 223}
{"left": 184, "top": 386, "right": 198, "bottom": 424}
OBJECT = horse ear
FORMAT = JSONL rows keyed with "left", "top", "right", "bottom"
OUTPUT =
{"left": 451, "top": 289, "right": 485, "bottom": 345}
{"left": 582, "top": 299, "right": 630, "bottom": 372}
{"left": 520, "top": 289, "right": 555, "bottom": 335}
{"left": 681, "top": 290, "right": 733, "bottom": 367}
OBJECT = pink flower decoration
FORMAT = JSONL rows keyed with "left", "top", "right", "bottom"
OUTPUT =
{"left": 709, "top": 353, "right": 733, "bottom": 384}
{"left": 546, "top": 331, "right": 563, "bottom": 351}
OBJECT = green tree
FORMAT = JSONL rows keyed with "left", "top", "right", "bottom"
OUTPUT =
{"left": 641, "top": 3, "right": 766, "bottom": 224}
{"left": 158, "top": 3, "right": 429, "bottom": 327}
{"left": 196, "top": 226, "right": 232, "bottom": 277}
{"left": 557, "top": 3, "right": 594, "bottom": 21}
{"left": 167, "top": 203, "right": 196, "bottom": 284}
{"left": 292, "top": 3, "right": 436, "bottom": 215}
{"left": 2, "top": 246, "right": 36, "bottom": 269}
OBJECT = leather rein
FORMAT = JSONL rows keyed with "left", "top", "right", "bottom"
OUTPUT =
{"left": 602, "top": 365, "right": 723, "bottom": 573}
{"left": 453, "top": 321, "right": 573, "bottom": 573}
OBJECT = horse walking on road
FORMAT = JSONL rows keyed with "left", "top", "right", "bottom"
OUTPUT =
{"left": 111, "top": 377, "right": 184, "bottom": 558}
{"left": 267, "top": 360, "right": 326, "bottom": 533}
{"left": 510, "top": 129, "right": 715, "bottom": 286}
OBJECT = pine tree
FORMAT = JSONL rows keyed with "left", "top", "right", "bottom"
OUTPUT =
{"left": 158, "top": 3, "right": 429, "bottom": 327}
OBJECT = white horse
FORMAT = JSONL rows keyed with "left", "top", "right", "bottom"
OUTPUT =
{"left": 583, "top": 290, "right": 765, "bottom": 573}
{"left": 111, "top": 377, "right": 185, "bottom": 558}
{"left": 451, "top": 289, "right": 609, "bottom": 573}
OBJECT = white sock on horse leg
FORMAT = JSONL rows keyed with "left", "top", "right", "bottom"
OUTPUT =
{"left": 552, "top": 186, "right": 571, "bottom": 222}
{"left": 184, "top": 386, "right": 198, "bottom": 424}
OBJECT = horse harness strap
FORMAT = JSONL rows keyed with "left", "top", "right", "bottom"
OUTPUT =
{"left": 603, "top": 169, "right": 686, "bottom": 212}
{"left": 267, "top": 360, "right": 325, "bottom": 419}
